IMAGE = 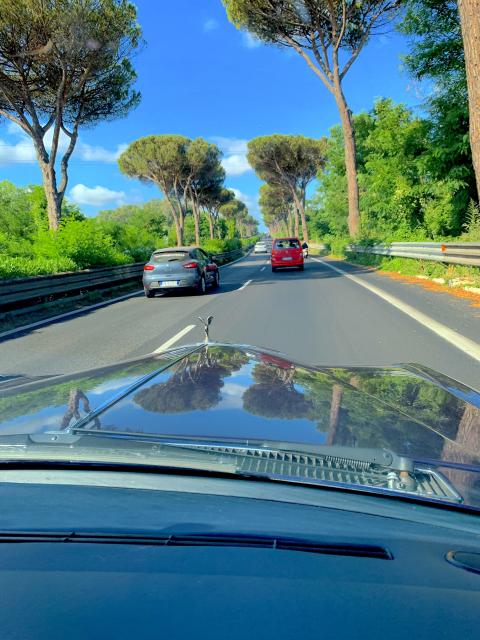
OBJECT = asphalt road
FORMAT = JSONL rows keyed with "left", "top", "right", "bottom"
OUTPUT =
{"left": 0, "top": 253, "right": 479, "bottom": 391}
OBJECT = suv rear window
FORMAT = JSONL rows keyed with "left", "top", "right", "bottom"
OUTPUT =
{"left": 152, "top": 252, "right": 188, "bottom": 263}
{"left": 274, "top": 239, "right": 300, "bottom": 249}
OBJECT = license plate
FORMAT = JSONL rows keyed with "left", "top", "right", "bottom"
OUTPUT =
{"left": 156, "top": 280, "right": 178, "bottom": 287}
{"left": 282, "top": 256, "right": 293, "bottom": 261}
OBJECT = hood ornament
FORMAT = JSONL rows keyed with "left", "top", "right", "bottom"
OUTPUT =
{"left": 198, "top": 315, "right": 214, "bottom": 343}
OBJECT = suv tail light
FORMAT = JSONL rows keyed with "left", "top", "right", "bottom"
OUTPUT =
{"left": 144, "top": 264, "right": 155, "bottom": 271}
{"left": 183, "top": 261, "right": 198, "bottom": 269}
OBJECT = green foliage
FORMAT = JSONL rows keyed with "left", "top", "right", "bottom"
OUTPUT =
{"left": 309, "top": 99, "right": 474, "bottom": 242}
{"left": 0, "top": 255, "right": 78, "bottom": 279}
{"left": 34, "top": 220, "right": 129, "bottom": 269}
{"left": 202, "top": 238, "right": 242, "bottom": 255}
{"left": 462, "top": 201, "right": 480, "bottom": 241}
{"left": 398, "top": 0, "right": 477, "bottom": 220}
{"left": 96, "top": 200, "right": 169, "bottom": 260}
{"left": 0, "top": 182, "right": 171, "bottom": 278}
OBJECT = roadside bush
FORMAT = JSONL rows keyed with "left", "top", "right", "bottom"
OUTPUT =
{"left": 201, "top": 238, "right": 242, "bottom": 255}
{"left": 0, "top": 256, "right": 77, "bottom": 279}
{"left": 241, "top": 237, "right": 258, "bottom": 248}
{"left": 323, "top": 235, "right": 351, "bottom": 257}
{"left": 32, "top": 220, "right": 129, "bottom": 269}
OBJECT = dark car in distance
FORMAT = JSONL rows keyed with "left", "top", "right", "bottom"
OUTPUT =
{"left": 143, "top": 247, "right": 220, "bottom": 297}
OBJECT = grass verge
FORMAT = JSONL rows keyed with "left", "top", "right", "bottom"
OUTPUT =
{"left": 345, "top": 252, "right": 480, "bottom": 288}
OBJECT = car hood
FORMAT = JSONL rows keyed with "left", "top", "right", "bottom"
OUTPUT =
{"left": 1, "top": 343, "right": 479, "bottom": 500}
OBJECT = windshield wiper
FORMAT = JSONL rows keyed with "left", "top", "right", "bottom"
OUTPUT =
{"left": 0, "top": 432, "right": 463, "bottom": 505}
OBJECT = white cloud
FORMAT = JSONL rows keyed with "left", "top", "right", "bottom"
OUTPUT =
{"left": 211, "top": 137, "right": 252, "bottom": 177}
{"left": 0, "top": 121, "right": 125, "bottom": 164}
{"left": 69, "top": 184, "right": 126, "bottom": 207}
{"left": 243, "top": 32, "right": 261, "bottom": 49}
{"left": 212, "top": 137, "right": 248, "bottom": 156}
{"left": 0, "top": 137, "right": 37, "bottom": 164}
{"left": 222, "top": 154, "right": 251, "bottom": 176}
{"left": 231, "top": 188, "right": 260, "bottom": 219}
{"left": 77, "top": 142, "right": 127, "bottom": 162}
{"left": 203, "top": 18, "right": 219, "bottom": 32}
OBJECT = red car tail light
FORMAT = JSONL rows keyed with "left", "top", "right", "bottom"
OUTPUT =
{"left": 183, "top": 261, "right": 198, "bottom": 269}
{"left": 144, "top": 264, "right": 155, "bottom": 271}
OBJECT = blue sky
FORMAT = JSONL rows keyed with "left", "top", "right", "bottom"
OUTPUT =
{"left": 0, "top": 0, "right": 423, "bottom": 222}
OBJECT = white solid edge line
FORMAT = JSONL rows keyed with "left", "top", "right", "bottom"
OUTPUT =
{"left": 153, "top": 324, "right": 196, "bottom": 354}
{"left": 239, "top": 280, "right": 252, "bottom": 291}
{"left": 312, "top": 257, "right": 480, "bottom": 363}
{"left": 0, "top": 290, "right": 142, "bottom": 340}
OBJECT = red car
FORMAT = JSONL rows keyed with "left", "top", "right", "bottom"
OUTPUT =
{"left": 271, "top": 237, "right": 304, "bottom": 272}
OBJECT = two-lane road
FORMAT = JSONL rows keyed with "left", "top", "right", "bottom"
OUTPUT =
{"left": 0, "top": 253, "right": 479, "bottom": 391}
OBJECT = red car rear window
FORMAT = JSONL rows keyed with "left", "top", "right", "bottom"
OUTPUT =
{"left": 274, "top": 239, "right": 301, "bottom": 249}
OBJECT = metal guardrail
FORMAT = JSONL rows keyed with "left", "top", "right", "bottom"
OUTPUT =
{"left": 210, "top": 248, "right": 244, "bottom": 265}
{"left": 0, "top": 262, "right": 146, "bottom": 312}
{"left": 347, "top": 242, "right": 480, "bottom": 267}
{"left": 0, "top": 247, "right": 250, "bottom": 313}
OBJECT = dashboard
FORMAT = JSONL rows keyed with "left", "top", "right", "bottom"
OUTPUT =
{"left": 0, "top": 469, "right": 478, "bottom": 639}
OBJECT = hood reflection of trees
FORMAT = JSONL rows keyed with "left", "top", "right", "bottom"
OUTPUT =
{"left": 242, "top": 364, "right": 314, "bottom": 420}
{"left": 134, "top": 350, "right": 248, "bottom": 413}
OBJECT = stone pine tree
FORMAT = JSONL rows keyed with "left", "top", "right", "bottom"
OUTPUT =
{"left": 248, "top": 135, "right": 326, "bottom": 242}
{"left": 0, "top": 0, "right": 141, "bottom": 230}
{"left": 223, "top": 0, "right": 400, "bottom": 236}
{"left": 119, "top": 135, "right": 191, "bottom": 246}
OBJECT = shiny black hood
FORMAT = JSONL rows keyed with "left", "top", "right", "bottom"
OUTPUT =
{"left": 1, "top": 343, "right": 479, "bottom": 502}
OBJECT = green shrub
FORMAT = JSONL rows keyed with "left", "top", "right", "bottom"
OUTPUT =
{"left": 0, "top": 256, "right": 77, "bottom": 279}
{"left": 34, "top": 220, "right": 129, "bottom": 269}
{"left": 323, "top": 235, "right": 351, "bottom": 257}
{"left": 201, "top": 237, "right": 242, "bottom": 255}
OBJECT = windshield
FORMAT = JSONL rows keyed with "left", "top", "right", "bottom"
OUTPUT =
{"left": 0, "top": 0, "right": 479, "bottom": 512}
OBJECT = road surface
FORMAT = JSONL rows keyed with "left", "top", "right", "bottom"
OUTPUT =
{"left": 0, "top": 254, "right": 479, "bottom": 391}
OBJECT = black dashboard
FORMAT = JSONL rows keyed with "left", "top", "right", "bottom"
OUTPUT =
{"left": 0, "top": 470, "right": 478, "bottom": 639}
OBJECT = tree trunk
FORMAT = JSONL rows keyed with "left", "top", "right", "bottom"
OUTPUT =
{"left": 291, "top": 202, "right": 300, "bottom": 238}
{"left": 458, "top": 0, "right": 480, "bottom": 202}
{"left": 442, "top": 403, "right": 480, "bottom": 504}
{"left": 326, "top": 384, "right": 343, "bottom": 445}
{"left": 292, "top": 188, "right": 309, "bottom": 242}
{"left": 165, "top": 197, "right": 184, "bottom": 246}
{"left": 175, "top": 217, "right": 184, "bottom": 246}
{"left": 207, "top": 213, "right": 215, "bottom": 239}
{"left": 287, "top": 208, "right": 294, "bottom": 236}
{"left": 333, "top": 83, "right": 360, "bottom": 237}
{"left": 39, "top": 161, "right": 61, "bottom": 231}
{"left": 191, "top": 197, "right": 201, "bottom": 246}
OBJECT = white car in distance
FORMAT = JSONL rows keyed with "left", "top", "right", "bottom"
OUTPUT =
{"left": 254, "top": 241, "right": 268, "bottom": 254}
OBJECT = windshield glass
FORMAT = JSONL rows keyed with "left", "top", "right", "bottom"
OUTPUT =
{"left": 0, "top": 0, "right": 479, "bottom": 513}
